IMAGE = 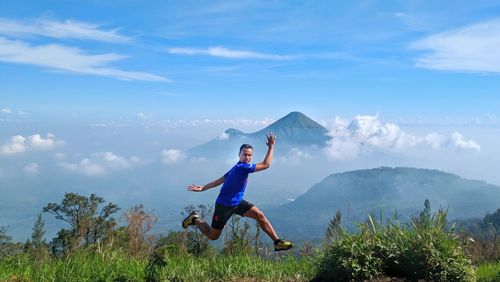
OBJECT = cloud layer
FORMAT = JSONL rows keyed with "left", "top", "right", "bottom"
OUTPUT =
{"left": 23, "top": 162, "right": 39, "bottom": 174}
{"left": 0, "top": 37, "right": 168, "bottom": 81}
{"left": 0, "top": 18, "right": 168, "bottom": 81}
{"left": 325, "top": 115, "right": 480, "bottom": 160}
{"left": 59, "top": 152, "right": 140, "bottom": 176}
{"left": 0, "top": 18, "right": 131, "bottom": 43}
{"left": 167, "top": 46, "right": 289, "bottom": 60}
{"left": 161, "top": 149, "right": 186, "bottom": 164}
{"left": 0, "top": 133, "right": 64, "bottom": 155}
{"left": 412, "top": 19, "right": 500, "bottom": 73}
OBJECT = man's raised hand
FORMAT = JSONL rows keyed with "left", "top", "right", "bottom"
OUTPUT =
{"left": 188, "top": 184, "right": 203, "bottom": 192}
{"left": 266, "top": 132, "right": 276, "bottom": 147}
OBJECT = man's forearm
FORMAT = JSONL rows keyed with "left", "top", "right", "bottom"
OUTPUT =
{"left": 262, "top": 146, "right": 274, "bottom": 167}
{"left": 202, "top": 177, "right": 224, "bottom": 191}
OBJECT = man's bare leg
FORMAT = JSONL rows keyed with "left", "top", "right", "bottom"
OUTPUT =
{"left": 194, "top": 218, "right": 222, "bottom": 240}
{"left": 243, "top": 206, "right": 279, "bottom": 241}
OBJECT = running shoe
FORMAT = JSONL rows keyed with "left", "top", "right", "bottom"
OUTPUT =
{"left": 182, "top": 211, "right": 199, "bottom": 229}
{"left": 274, "top": 239, "right": 293, "bottom": 251}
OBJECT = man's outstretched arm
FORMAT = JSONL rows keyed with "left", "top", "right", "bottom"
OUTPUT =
{"left": 255, "top": 132, "right": 275, "bottom": 172}
{"left": 188, "top": 176, "right": 225, "bottom": 192}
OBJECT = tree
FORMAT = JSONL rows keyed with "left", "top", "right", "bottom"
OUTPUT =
{"left": 254, "top": 221, "right": 262, "bottom": 256}
{"left": 0, "top": 226, "right": 22, "bottom": 258}
{"left": 32, "top": 213, "right": 46, "bottom": 249}
{"left": 325, "top": 210, "right": 343, "bottom": 244}
{"left": 222, "top": 215, "right": 253, "bottom": 256}
{"left": 25, "top": 213, "right": 49, "bottom": 260}
{"left": 182, "top": 204, "right": 215, "bottom": 256}
{"left": 483, "top": 208, "right": 500, "bottom": 259}
{"left": 123, "top": 204, "right": 157, "bottom": 257}
{"left": 0, "top": 225, "right": 11, "bottom": 258}
{"left": 156, "top": 231, "right": 189, "bottom": 256}
{"left": 43, "top": 192, "right": 120, "bottom": 255}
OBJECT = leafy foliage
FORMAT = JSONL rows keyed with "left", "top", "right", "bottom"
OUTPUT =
{"left": 144, "top": 247, "right": 168, "bottom": 282}
{"left": 476, "top": 261, "right": 500, "bottom": 282}
{"left": 43, "top": 192, "right": 120, "bottom": 256}
{"left": 24, "top": 213, "right": 50, "bottom": 261}
{"left": 122, "top": 204, "right": 157, "bottom": 257}
{"left": 316, "top": 200, "right": 476, "bottom": 281}
{"left": 181, "top": 204, "right": 216, "bottom": 257}
{"left": 221, "top": 215, "right": 253, "bottom": 256}
{"left": 455, "top": 208, "right": 500, "bottom": 262}
{"left": 0, "top": 226, "right": 23, "bottom": 259}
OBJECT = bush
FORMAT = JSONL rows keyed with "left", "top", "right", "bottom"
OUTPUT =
{"left": 477, "top": 261, "right": 500, "bottom": 282}
{"left": 316, "top": 202, "right": 476, "bottom": 281}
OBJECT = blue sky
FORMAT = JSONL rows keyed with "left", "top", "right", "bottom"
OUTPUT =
{"left": 1, "top": 1, "right": 500, "bottom": 120}
{"left": 3, "top": 1, "right": 500, "bottom": 241}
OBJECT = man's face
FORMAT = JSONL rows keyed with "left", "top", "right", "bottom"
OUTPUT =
{"left": 239, "top": 148, "right": 253, "bottom": 163}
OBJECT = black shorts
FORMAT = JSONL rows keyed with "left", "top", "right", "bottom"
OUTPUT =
{"left": 211, "top": 200, "right": 254, "bottom": 230}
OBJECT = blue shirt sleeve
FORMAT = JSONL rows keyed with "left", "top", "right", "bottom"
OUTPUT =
{"left": 247, "top": 163, "right": 256, "bottom": 173}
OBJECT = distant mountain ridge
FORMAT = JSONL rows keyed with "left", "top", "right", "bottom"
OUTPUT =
{"left": 189, "top": 111, "right": 331, "bottom": 158}
{"left": 266, "top": 167, "right": 500, "bottom": 241}
{"left": 249, "top": 111, "right": 330, "bottom": 144}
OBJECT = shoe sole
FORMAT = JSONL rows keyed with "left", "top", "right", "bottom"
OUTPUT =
{"left": 182, "top": 213, "right": 198, "bottom": 229}
{"left": 182, "top": 218, "right": 190, "bottom": 229}
{"left": 275, "top": 245, "right": 293, "bottom": 252}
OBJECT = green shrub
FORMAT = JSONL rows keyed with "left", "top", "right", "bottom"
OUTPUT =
{"left": 477, "top": 261, "right": 500, "bottom": 282}
{"left": 316, "top": 202, "right": 476, "bottom": 281}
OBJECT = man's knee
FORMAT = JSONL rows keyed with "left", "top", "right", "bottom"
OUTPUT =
{"left": 255, "top": 210, "right": 267, "bottom": 222}
{"left": 208, "top": 230, "right": 222, "bottom": 240}
{"left": 208, "top": 234, "right": 220, "bottom": 240}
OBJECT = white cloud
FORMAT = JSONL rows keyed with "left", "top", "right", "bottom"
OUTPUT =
{"left": 54, "top": 153, "right": 66, "bottom": 161}
{"left": 279, "top": 148, "right": 311, "bottom": 163}
{"left": 0, "top": 18, "right": 131, "bottom": 43}
{"left": 324, "top": 114, "right": 480, "bottom": 160}
{"left": 23, "top": 162, "right": 39, "bottom": 174}
{"left": 59, "top": 152, "right": 140, "bottom": 176}
{"left": 28, "top": 133, "right": 64, "bottom": 150}
{"left": 0, "top": 135, "right": 26, "bottom": 155}
{"left": 137, "top": 112, "right": 154, "bottom": 120}
{"left": 217, "top": 132, "right": 230, "bottom": 140}
{"left": 324, "top": 136, "right": 361, "bottom": 161}
{"left": 411, "top": 19, "right": 500, "bottom": 73}
{"left": 161, "top": 149, "right": 186, "bottom": 165}
{"left": 423, "top": 133, "right": 447, "bottom": 150}
{"left": 0, "top": 37, "right": 169, "bottom": 82}
{"left": 103, "top": 118, "right": 274, "bottom": 130}
{"left": 188, "top": 156, "right": 207, "bottom": 164}
{"left": 167, "top": 46, "right": 289, "bottom": 60}
{"left": 1, "top": 108, "right": 12, "bottom": 113}
{"left": 0, "top": 133, "right": 64, "bottom": 155}
{"left": 450, "top": 132, "right": 481, "bottom": 151}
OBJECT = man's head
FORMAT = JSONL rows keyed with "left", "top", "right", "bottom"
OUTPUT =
{"left": 238, "top": 144, "right": 253, "bottom": 163}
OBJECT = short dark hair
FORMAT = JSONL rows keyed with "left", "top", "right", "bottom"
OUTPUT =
{"left": 239, "top": 144, "right": 253, "bottom": 153}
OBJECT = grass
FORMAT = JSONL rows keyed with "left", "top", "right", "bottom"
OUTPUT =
{"left": 0, "top": 250, "right": 315, "bottom": 282}
{"left": 476, "top": 261, "right": 500, "bottom": 282}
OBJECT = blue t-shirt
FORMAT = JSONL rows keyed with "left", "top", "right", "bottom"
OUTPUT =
{"left": 216, "top": 162, "right": 256, "bottom": 206}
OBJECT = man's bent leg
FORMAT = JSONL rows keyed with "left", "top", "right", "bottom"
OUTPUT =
{"left": 194, "top": 218, "right": 222, "bottom": 240}
{"left": 243, "top": 206, "right": 279, "bottom": 241}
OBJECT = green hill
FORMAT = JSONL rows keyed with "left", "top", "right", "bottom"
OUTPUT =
{"left": 267, "top": 167, "right": 500, "bottom": 241}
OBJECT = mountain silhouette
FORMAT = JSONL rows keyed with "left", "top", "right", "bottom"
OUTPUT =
{"left": 249, "top": 111, "right": 330, "bottom": 145}
{"left": 266, "top": 167, "right": 500, "bottom": 241}
{"left": 189, "top": 111, "right": 331, "bottom": 158}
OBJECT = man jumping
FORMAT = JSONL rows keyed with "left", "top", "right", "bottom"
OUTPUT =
{"left": 182, "top": 132, "right": 293, "bottom": 251}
